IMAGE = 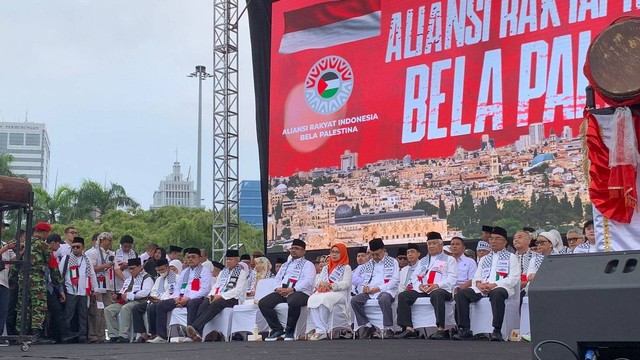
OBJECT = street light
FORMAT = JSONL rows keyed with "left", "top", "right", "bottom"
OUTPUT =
{"left": 188, "top": 65, "right": 212, "bottom": 208}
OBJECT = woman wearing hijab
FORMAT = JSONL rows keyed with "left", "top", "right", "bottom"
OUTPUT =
{"left": 307, "top": 243, "right": 352, "bottom": 340}
{"left": 247, "top": 257, "right": 273, "bottom": 298}
{"left": 526, "top": 230, "right": 561, "bottom": 283}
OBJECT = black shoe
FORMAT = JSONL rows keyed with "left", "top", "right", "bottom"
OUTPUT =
{"left": 109, "top": 336, "right": 121, "bottom": 343}
{"left": 383, "top": 329, "right": 395, "bottom": 339}
{"left": 452, "top": 329, "right": 473, "bottom": 341}
{"left": 265, "top": 329, "right": 285, "bottom": 341}
{"left": 490, "top": 329, "right": 504, "bottom": 342}
{"left": 32, "top": 330, "right": 55, "bottom": 345}
{"left": 358, "top": 326, "right": 375, "bottom": 340}
{"left": 395, "top": 329, "right": 418, "bottom": 339}
{"left": 428, "top": 329, "right": 447, "bottom": 340}
{"left": 116, "top": 337, "right": 129, "bottom": 343}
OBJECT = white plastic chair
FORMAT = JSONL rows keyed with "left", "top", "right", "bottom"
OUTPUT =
{"left": 469, "top": 283, "right": 521, "bottom": 340}
{"left": 201, "top": 307, "right": 234, "bottom": 341}
{"left": 230, "top": 278, "right": 275, "bottom": 337}
{"left": 306, "top": 296, "right": 352, "bottom": 339}
{"left": 352, "top": 298, "right": 399, "bottom": 338}
{"left": 411, "top": 297, "right": 456, "bottom": 337}
{"left": 168, "top": 307, "right": 188, "bottom": 341}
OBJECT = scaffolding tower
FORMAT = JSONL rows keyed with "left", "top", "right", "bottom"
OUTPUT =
{"left": 212, "top": 0, "right": 239, "bottom": 261}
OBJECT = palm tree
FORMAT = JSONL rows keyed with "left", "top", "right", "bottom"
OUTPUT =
{"left": 33, "top": 185, "right": 77, "bottom": 224}
{"left": 75, "top": 180, "right": 140, "bottom": 221}
{"left": 0, "top": 153, "right": 15, "bottom": 176}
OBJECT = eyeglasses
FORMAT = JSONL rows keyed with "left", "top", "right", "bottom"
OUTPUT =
{"left": 329, "top": 249, "right": 341, "bottom": 254}
{"left": 567, "top": 237, "right": 582, "bottom": 242}
{"left": 535, "top": 240, "right": 550, "bottom": 245}
{"left": 71, "top": 245, "right": 82, "bottom": 249}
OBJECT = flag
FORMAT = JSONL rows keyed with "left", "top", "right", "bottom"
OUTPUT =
{"left": 279, "top": 0, "right": 381, "bottom": 54}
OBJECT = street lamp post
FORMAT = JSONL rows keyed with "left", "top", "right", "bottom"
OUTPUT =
{"left": 188, "top": 65, "right": 211, "bottom": 208}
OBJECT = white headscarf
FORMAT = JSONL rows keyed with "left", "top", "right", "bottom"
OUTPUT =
{"left": 539, "top": 230, "right": 563, "bottom": 252}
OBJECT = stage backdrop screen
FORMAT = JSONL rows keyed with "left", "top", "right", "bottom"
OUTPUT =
{"left": 267, "top": 0, "right": 637, "bottom": 252}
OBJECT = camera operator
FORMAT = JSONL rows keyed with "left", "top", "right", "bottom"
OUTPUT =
{"left": 86, "top": 232, "right": 115, "bottom": 343}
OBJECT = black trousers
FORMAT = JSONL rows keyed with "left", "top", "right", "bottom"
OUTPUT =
{"left": 46, "top": 290, "right": 66, "bottom": 341}
{"left": 258, "top": 292, "right": 309, "bottom": 333}
{"left": 63, "top": 294, "right": 89, "bottom": 340}
{"left": 397, "top": 289, "right": 452, "bottom": 329}
{"left": 156, "top": 297, "right": 204, "bottom": 339}
{"left": 146, "top": 302, "right": 159, "bottom": 335}
{"left": 454, "top": 287, "right": 508, "bottom": 330}
{"left": 191, "top": 297, "right": 238, "bottom": 333}
{"left": 131, "top": 301, "right": 149, "bottom": 334}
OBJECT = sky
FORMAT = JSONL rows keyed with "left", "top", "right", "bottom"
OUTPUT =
{"left": 0, "top": 0, "right": 260, "bottom": 209}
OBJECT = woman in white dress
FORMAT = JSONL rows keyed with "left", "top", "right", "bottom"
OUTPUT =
{"left": 307, "top": 243, "right": 352, "bottom": 340}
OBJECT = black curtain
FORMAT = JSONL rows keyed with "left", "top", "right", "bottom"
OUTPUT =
{"left": 246, "top": 0, "right": 275, "bottom": 252}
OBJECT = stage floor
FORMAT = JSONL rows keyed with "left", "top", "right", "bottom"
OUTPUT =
{"left": 0, "top": 339, "right": 533, "bottom": 360}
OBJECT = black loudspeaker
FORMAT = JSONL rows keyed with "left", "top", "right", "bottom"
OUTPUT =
{"left": 529, "top": 251, "right": 640, "bottom": 360}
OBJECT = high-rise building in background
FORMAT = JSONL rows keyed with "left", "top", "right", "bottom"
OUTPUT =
{"left": 529, "top": 123, "right": 545, "bottom": 145}
{"left": 151, "top": 160, "right": 200, "bottom": 209}
{"left": 238, "top": 180, "right": 263, "bottom": 229}
{"left": 0, "top": 122, "right": 50, "bottom": 189}
{"left": 340, "top": 150, "right": 358, "bottom": 172}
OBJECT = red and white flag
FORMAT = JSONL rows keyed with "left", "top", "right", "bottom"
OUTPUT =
{"left": 278, "top": 0, "right": 381, "bottom": 54}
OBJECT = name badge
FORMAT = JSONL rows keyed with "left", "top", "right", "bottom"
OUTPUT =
{"left": 496, "top": 260, "right": 510, "bottom": 274}
{"left": 482, "top": 267, "right": 491, "bottom": 279}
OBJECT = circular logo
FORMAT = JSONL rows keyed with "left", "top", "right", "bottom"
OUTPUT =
{"left": 304, "top": 56, "right": 353, "bottom": 115}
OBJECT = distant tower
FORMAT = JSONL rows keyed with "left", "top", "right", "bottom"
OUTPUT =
{"left": 151, "top": 159, "right": 200, "bottom": 209}
{"left": 490, "top": 149, "right": 500, "bottom": 177}
{"left": 340, "top": 150, "right": 358, "bottom": 171}
{"left": 529, "top": 123, "right": 544, "bottom": 145}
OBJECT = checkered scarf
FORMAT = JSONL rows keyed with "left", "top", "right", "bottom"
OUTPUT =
{"left": 480, "top": 250, "right": 511, "bottom": 282}
{"left": 278, "top": 257, "right": 307, "bottom": 287}
{"left": 321, "top": 264, "right": 347, "bottom": 284}
{"left": 180, "top": 265, "right": 203, "bottom": 296}
{"left": 532, "top": 249, "right": 558, "bottom": 272}
{"left": 215, "top": 264, "right": 243, "bottom": 293}
{"left": 156, "top": 271, "right": 177, "bottom": 298}
{"left": 517, "top": 250, "right": 534, "bottom": 274}
{"left": 121, "top": 270, "right": 150, "bottom": 294}
{"left": 361, "top": 255, "right": 396, "bottom": 284}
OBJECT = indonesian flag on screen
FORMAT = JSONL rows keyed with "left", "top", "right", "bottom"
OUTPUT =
{"left": 278, "top": 0, "right": 381, "bottom": 54}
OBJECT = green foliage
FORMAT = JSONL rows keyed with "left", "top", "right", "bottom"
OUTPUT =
{"left": 413, "top": 199, "right": 438, "bottom": 216}
{"left": 378, "top": 177, "right": 400, "bottom": 187}
{"left": 0, "top": 154, "right": 16, "bottom": 177}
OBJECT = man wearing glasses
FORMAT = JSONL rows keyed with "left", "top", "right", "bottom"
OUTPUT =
{"left": 58, "top": 237, "right": 97, "bottom": 343}
{"left": 104, "top": 257, "right": 154, "bottom": 343}
{"left": 259, "top": 239, "right": 315, "bottom": 341}
{"left": 453, "top": 227, "right": 520, "bottom": 341}
{"left": 565, "top": 228, "right": 590, "bottom": 254}
{"left": 57, "top": 227, "right": 79, "bottom": 260}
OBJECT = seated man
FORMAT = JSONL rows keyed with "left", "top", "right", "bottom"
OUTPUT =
{"left": 565, "top": 227, "right": 590, "bottom": 254}
{"left": 149, "top": 248, "right": 212, "bottom": 343}
{"left": 104, "top": 258, "right": 154, "bottom": 343}
{"left": 185, "top": 249, "right": 248, "bottom": 342}
{"left": 476, "top": 241, "right": 491, "bottom": 260}
{"left": 449, "top": 236, "right": 477, "bottom": 294}
{"left": 259, "top": 239, "right": 315, "bottom": 341}
{"left": 513, "top": 230, "right": 535, "bottom": 300}
{"left": 453, "top": 227, "right": 520, "bottom": 341}
{"left": 398, "top": 243, "right": 421, "bottom": 293}
{"left": 351, "top": 247, "right": 369, "bottom": 296}
{"left": 350, "top": 238, "right": 399, "bottom": 340}
{"left": 396, "top": 232, "right": 457, "bottom": 340}
{"left": 131, "top": 258, "right": 179, "bottom": 342}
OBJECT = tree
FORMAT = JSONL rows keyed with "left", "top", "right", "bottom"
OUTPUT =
{"left": 438, "top": 197, "right": 447, "bottom": 219}
{"left": 273, "top": 199, "right": 283, "bottom": 220}
{"left": 573, "top": 194, "right": 584, "bottom": 221}
{"left": 0, "top": 154, "right": 15, "bottom": 177}
{"left": 33, "top": 185, "right": 76, "bottom": 224}
{"left": 75, "top": 180, "right": 140, "bottom": 221}
{"left": 413, "top": 199, "right": 438, "bottom": 215}
{"left": 280, "top": 227, "right": 292, "bottom": 240}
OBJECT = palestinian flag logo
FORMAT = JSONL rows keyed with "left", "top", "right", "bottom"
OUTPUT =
{"left": 304, "top": 56, "right": 353, "bottom": 115}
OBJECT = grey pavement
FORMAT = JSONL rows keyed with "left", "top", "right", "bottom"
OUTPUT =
{"left": 0, "top": 339, "right": 532, "bottom": 360}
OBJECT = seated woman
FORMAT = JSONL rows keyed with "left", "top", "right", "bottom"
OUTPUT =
{"left": 246, "top": 256, "right": 273, "bottom": 300}
{"left": 307, "top": 243, "right": 352, "bottom": 340}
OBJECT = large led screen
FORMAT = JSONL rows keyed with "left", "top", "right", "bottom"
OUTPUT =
{"left": 267, "top": 0, "right": 638, "bottom": 252}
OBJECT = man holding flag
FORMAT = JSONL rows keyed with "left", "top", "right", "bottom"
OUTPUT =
{"left": 58, "top": 236, "right": 97, "bottom": 343}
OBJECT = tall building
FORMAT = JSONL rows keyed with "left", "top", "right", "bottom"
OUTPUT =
{"left": 239, "top": 180, "right": 263, "bottom": 229}
{"left": 151, "top": 160, "right": 200, "bottom": 209}
{"left": 340, "top": 150, "right": 358, "bottom": 171}
{"left": 0, "top": 122, "right": 50, "bottom": 189}
{"left": 529, "top": 123, "right": 544, "bottom": 145}
{"left": 562, "top": 126, "right": 573, "bottom": 139}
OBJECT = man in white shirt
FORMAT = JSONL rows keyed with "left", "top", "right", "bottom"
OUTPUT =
{"left": 351, "top": 246, "right": 369, "bottom": 295}
{"left": 185, "top": 249, "right": 248, "bottom": 342}
{"left": 58, "top": 237, "right": 98, "bottom": 343}
{"left": 396, "top": 233, "right": 457, "bottom": 340}
{"left": 453, "top": 227, "right": 520, "bottom": 341}
{"left": 86, "top": 232, "right": 115, "bottom": 343}
{"left": 259, "top": 239, "right": 315, "bottom": 341}
{"left": 104, "top": 258, "right": 154, "bottom": 343}
{"left": 131, "top": 258, "right": 178, "bottom": 342}
{"left": 398, "top": 243, "right": 421, "bottom": 293}
{"left": 56, "top": 227, "right": 78, "bottom": 261}
{"left": 200, "top": 248, "right": 215, "bottom": 274}
{"left": 139, "top": 243, "right": 158, "bottom": 264}
{"left": 450, "top": 236, "right": 477, "bottom": 293}
{"left": 150, "top": 247, "right": 212, "bottom": 343}
{"left": 114, "top": 235, "right": 137, "bottom": 291}
{"left": 350, "top": 238, "right": 400, "bottom": 339}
